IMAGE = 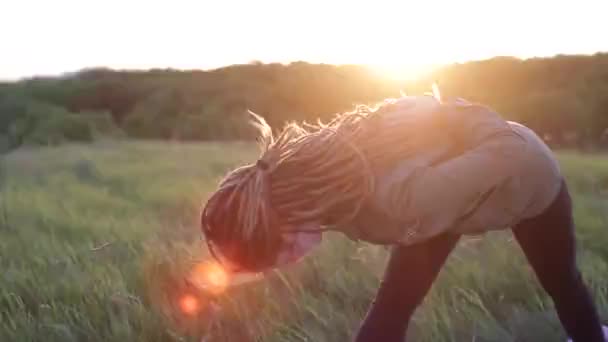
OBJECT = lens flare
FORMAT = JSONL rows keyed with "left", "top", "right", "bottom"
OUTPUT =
{"left": 179, "top": 294, "right": 200, "bottom": 315}
{"left": 189, "top": 262, "right": 229, "bottom": 295}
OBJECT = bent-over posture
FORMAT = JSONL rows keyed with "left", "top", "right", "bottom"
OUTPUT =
{"left": 201, "top": 93, "right": 606, "bottom": 341}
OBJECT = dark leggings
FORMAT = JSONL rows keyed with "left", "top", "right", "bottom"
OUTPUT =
{"left": 354, "top": 181, "right": 604, "bottom": 342}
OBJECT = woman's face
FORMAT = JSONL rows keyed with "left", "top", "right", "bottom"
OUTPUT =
{"left": 274, "top": 222, "right": 323, "bottom": 267}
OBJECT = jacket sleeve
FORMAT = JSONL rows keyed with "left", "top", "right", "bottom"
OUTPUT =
{"left": 377, "top": 101, "right": 528, "bottom": 244}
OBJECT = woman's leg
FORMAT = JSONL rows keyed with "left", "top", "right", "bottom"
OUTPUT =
{"left": 354, "top": 232, "right": 460, "bottom": 342}
{"left": 512, "top": 181, "right": 604, "bottom": 342}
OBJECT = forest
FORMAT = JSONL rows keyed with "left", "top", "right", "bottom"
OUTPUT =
{"left": 1, "top": 53, "right": 607, "bottom": 152}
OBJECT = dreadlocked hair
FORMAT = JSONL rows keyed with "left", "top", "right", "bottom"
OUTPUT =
{"left": 201, "top": 90, "right": 448, "bottom": 272}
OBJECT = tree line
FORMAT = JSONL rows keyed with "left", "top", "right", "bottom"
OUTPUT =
{"left": 1, "top": 53, "right": 607, "bottom": 152}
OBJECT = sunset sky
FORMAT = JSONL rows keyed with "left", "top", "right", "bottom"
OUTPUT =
{"left": 2, "top": 0, "right": 607, "bottom": 80}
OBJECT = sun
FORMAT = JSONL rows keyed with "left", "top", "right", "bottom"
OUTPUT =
{"left": 367, "top": 62, "right": 436, "bottom": 82}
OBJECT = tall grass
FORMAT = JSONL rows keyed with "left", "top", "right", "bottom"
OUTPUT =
{"left": 0, "top": 142, "right": 606, "bottom": 341}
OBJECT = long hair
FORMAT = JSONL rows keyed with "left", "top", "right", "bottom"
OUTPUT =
{"left": 201, "top": 91, "right": 446, "bottom": 272}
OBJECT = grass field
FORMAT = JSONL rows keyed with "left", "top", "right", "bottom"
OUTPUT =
{"left": 1, "top": 141, "right": 607, "bottom": 342}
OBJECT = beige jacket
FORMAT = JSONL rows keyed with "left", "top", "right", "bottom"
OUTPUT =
{"left": 343, "top": 96, "right": 563, "bottom": 245}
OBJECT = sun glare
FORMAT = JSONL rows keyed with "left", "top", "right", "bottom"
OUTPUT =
{"left": 189, "top": 262, "right": 230, "bottom": 295}
{"left": 179, "top": 294, "right": 200, "bottom": 316}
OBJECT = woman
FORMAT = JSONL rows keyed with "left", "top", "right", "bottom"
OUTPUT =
{"left": 201, "top": 91, "right": 606, "bottom": 341}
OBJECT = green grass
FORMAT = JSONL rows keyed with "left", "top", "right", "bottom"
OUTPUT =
{"left": 0, "top": 142, "right": 607, "bottom": 342}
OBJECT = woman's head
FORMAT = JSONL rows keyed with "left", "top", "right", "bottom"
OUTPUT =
{"left": 201, "top": 166, "right": 285, "bottom": 272}
{"left": 201, "top": 162, "right": 323, "bottom": 272}
{"left": 200, "top": 91, "right": 446, "bottom": 273}
{"left": 200, "top": 111, "right": 375, "bottom": 273}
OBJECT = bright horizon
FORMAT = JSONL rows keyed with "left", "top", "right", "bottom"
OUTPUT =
{"left": 2, "top": 0, "right": 607, "bottom": 81}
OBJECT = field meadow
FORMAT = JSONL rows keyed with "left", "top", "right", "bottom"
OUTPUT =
{"left": 1, "top": 141, "right": 607, "bottom": 342}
